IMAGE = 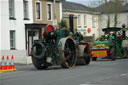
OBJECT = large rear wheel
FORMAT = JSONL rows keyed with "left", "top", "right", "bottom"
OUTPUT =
{"left": 59, "top": 38, "right": 77, "bottom": 68}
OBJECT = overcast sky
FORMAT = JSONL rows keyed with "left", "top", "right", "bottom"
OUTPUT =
{"left": 66, "top": 0, "right": 102, "bottom": 7}
{"left": 66, "top": 0, "right": 128, "bottom": 7}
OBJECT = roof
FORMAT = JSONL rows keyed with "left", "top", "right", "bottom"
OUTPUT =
{"left": 123, "top": 3, "right": 128, "bottom": 12}
{"left": 62, "top": 1, "right": 128, "bottom": 14}
{"left": 95, "top": 1, "right": 128, "bottom": 13}
{"left": 102, "top": 27, "right": 122, "bottom": 32}
{"left": 125, "top": 3, "right": 128, "bottom": 6}
{"left": 62, "top": 14, "right": 77, "bottom": 18}
{"left": 62, "top": 1, "right": 100, "bottom": 14}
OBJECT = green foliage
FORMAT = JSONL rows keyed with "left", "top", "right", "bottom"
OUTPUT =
{"left": 96, "top": 35, "right": 107, "bottom": 41}
{"left": 74, "top": 28, "right": 77, "bottom": 34}
{"left": 59, "top": 19, "right": 68, "bottom": 29}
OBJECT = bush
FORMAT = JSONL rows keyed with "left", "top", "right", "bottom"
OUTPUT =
{"left": 58, "top": 19, "right": 68, "bottom": 29}
{"left": 96, "top": 35, "right": 107, "bottom": 41}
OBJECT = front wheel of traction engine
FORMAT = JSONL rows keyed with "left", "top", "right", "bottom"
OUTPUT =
{"left": 110, "top": 47, "right": 116, "bottom": 61}
{"left": 59, "top": 38, "right": 77, "bottom": 68}
{"left": 31, "top": 42, "right": 48, "bottom": 70}
{"left": 121, "top": 48, "right": 127, "bottom": 58}
{"left": 32, "top": 57, "right": 48, "bottom": 70}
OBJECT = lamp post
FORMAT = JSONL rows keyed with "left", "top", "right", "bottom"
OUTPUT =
{"left": 54, "top": 0, "right": 56, "bottom": 19}
{"left": 53, "top": 0, "right": 57, "bottom": 30}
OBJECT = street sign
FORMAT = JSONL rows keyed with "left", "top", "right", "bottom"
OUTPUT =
{"left": 77, "top": 28, "right": 86, "bottom": 32}
{"left": 53, "top": 19, "right": 57, "bottom": 26}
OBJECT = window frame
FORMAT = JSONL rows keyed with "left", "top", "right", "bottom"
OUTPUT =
{"left": 92, "top": 15, "right": 96, "bottom": 28}
{"left": 9, "top": 0, "right": 16, "bottom": 20}
{"left": 23, "top": 0, "right": 29, "bottom": 20}
{"left": 77, "top": 15, "right": 81, "bottom": 28}
{"left": 35, "top": 1, "right": 42, "bottom": 21}
{"left": 10, "top": 30, "right": 16, "bottom": 50}
{"left": 84, "top": 15, "right": 87, "bottom": 28}
{"left": 127, "top": 16, "right": 128, "bottom": 28}
{"left": 47, "top": 2, "right": 53, "bottom": 21}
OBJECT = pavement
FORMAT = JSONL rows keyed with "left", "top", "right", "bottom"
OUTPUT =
{"left": 0, "top": 58, "right": 128, "bottom": 85}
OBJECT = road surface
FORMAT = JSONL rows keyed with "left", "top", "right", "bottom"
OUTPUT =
{"left": 0, "top": 59, "right": 128, "bottom": 85}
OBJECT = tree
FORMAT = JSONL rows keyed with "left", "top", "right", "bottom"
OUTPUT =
{"left": 95, "top": 0, "right": 121, "bottom": 27}
{"left": 58, "top": 19, "right": 68, "bottom": 29}
{"left": 113, "top": 0, "right": 120, "bottom": 27}
{"left": 104, "top": 0, "right": 111, "bottom": 28}
{"left": 88, "top": 0, "right": 105, "bottom": 7}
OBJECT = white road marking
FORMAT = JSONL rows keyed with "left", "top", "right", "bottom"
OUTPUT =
{"left": 79, "top": 84, "right": 103, "bottom": 85}
{"left": 121, "top": 73, "right": 128, "bottom": 76}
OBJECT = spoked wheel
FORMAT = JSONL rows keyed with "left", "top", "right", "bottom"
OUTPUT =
{"left": 59, "top": 38, "right": 77, "bottom": 68}
{"left": 31, "top": 42, "right": 48, "bottom": 70}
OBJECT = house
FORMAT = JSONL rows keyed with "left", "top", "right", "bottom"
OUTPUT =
{"left": 0, "top": 0, "right": 62, "bottom": 64}
{"left": 25, "top": 0, "right": 62, "bottom": 63}
{"left": 62, "top": 1, "right": 100, "bottom": 38}
{"left": 95, "top": 1, "right": 128, "bottom": 36}
{"left": 0, "top": 0, "right": 33, "bottom": 64}
{"left": 62, "top": 1, "right": 128, "bottom": 38}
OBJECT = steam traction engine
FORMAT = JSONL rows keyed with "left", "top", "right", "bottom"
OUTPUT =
{"left": 31, "top": 25, "right": 91, "bottom": 69}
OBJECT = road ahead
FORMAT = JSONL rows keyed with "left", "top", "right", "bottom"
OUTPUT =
{"left": 0, "top": 59, "right": 128, "bottom": 85}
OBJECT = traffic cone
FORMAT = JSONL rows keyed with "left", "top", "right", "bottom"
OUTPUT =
{"left": 0, "top": 64, "right": 2, "bottom": 73}
{"left": 5, "top": 56, "right": 10, "bottom": 71}
{"left": 0, "top": 56, "right": 6, "bottom": 70}
{"left": 0, "top": 71, "right": 2, "bottom": 73}
{"left": 10, "top": 56, "right": 16, "bottom": 71}
{"left": 0, "top": 69, "right": 2, "bottom": 73}
{"left": 0, "top": 56, "right": 7, "bottom": 72}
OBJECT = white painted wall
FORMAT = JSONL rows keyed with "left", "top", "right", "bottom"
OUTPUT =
{"left": 59, "top": 2, "right": 62, "bottom": 21}
{"left": 99, "top": 12, "right": 128, "bottom": 36}
{"left": 0, "top": 1, "right": 1, "bottom": 58}
{"left": 0, "top": 0, "right": 33, "bottom": 64}
{"left": 63, "top": 12, "right": 100, "bottom": 39}
{"left": 1, "top": 0, "right": 10, "bottom": 50}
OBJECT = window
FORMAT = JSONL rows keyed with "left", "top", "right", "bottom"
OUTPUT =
{"left": 127, "top": 16, "right": 128, "bottom": 28}
{"left": 36, "top": 1, "right": 41, "bottom": 20}
{"left": 23, "top": 0, "right": 29, "bottom": 20}
{"left": 47, "top": 3, "right": 52, "bottom": 20}
{"left": 84, "top": 15, "right": 86, "bottom": 26}
{"left": 9, "top": 0, "right": 15, "bottom": 19}
{"left": 10, "top": 31, "right": 16, "bottom": 50}
{"left": 92, "top": 15, "right": 96, "bottom": 28}
{"left": 78, "top": 15, "right": 81, "bottom": 27}
{"left": 84, "top": 15, "right": 87, "bottom": 28}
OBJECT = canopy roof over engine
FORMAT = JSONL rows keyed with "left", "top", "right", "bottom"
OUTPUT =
{"left": 102, "top": 27, "right": 122, "bottom": 32}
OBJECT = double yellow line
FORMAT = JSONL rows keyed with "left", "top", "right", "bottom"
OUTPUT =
{"left": 0, "top": 69, "right": 16, "bottom": 74}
